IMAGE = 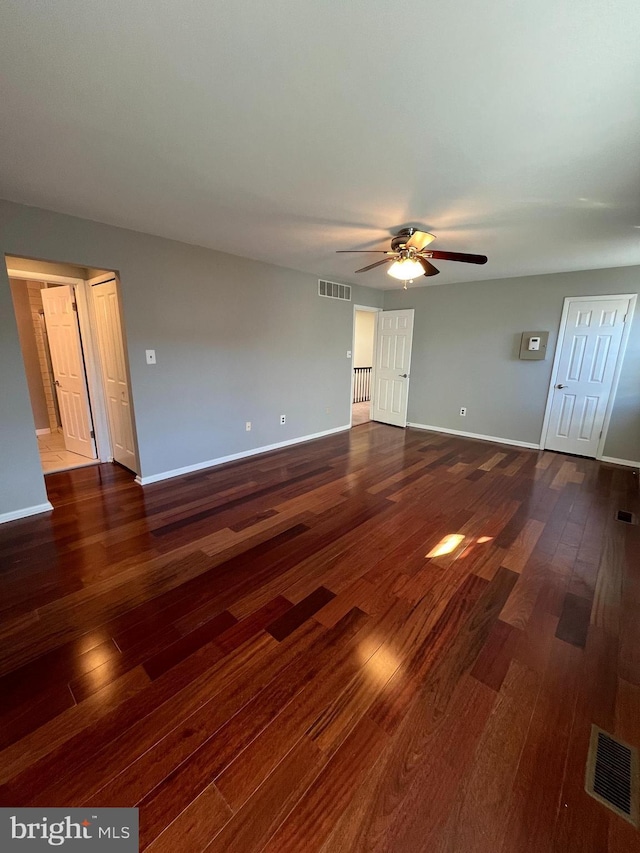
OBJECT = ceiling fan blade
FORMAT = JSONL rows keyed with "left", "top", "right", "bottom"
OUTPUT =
{"left": 425, "top": 250, "right": 487, "bottom": 265}
{"left": 355, "top": 258, "right": 394, "bottom": 273}
{"left": 405, "top": 230, "right": 436, "bottom": 251}
{"left": 336, "top": 250, "right": 390, "bottom": 254}
{"left": 419, "top": 259, "right": 440, "bottom": 277}
{"left": 391, "top": 228, "right": 436, "bottom": 251}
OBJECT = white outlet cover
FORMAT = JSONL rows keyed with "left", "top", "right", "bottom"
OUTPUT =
{"left": 145, "top": 349, "right": 156, "bottom": 364}
{"left": 346, "top": 350, "right": 352, "bottom": 358}
{"left": 245, "top": 421, "right": 251, "bottom": 431}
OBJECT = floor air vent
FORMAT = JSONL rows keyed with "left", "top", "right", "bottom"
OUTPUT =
{"left": 585, "top": 725, "right": 639, "bottom": 826}
{"left": 616, "top": 509, "right": 637, "bottom": 524}
{"left": 318, "top": 280, "right": 351, "bottom": 301}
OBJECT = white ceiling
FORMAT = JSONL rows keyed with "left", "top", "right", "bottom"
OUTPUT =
{"left": 1, "top": 1, "right": 639, "bottom": 289}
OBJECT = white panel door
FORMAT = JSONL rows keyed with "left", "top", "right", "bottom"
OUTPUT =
{"left": 544, "top": 297, "right": 630, "bottom": 456}
{"left": 371, "top": 309, "right": 414, "bottom": 427}
{"left": 91, "top": 279, "right": 137, "bottom": 471}
{"left": 41, "top": 285, "right": 97, "bottom": 459}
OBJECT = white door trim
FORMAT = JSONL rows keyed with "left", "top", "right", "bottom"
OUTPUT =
{"left": 7, "top": 267, "right": 116, "bottom": 468}
{"left": 539, "top": 293, "right": 637, "bottom": 459}
{"left": 350, "top": 304, "right": 381, "bottom": 428}
{"left": 6, "top": 269, "right": 86, "bottom": 286}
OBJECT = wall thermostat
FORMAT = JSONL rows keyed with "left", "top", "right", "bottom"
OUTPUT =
{"left": 519, "top": 331, "right": 549, "bottom": 360}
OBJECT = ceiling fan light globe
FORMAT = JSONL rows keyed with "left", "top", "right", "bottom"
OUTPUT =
{"left": 387, "top": 258, "right": 424, "bottom": 280}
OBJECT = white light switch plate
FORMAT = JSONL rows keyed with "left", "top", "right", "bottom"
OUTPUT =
{"left": 347, "top": 350, "right": 352, "bottom": 358}
{"left": 145, "top": 349, "right": 156, "bottom": 365}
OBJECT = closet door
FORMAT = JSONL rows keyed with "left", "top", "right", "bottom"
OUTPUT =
{"left": 91, "top": 278, "right": 137, "bottom": 471}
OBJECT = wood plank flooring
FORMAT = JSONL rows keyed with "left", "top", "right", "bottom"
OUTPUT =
{"left": 0, "top": 422, "right": 638, "bottom": 851}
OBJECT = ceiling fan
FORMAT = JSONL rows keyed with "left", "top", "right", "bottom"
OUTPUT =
{"left": 337, "top": 227, "right": 488, "bottom": 288}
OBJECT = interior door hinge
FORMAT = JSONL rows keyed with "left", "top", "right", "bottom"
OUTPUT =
{"left": 90, "top": 430, "right": 95, "bottom": 439}
{"left": 72, "top": 301, "right": 78, "bottom": 312}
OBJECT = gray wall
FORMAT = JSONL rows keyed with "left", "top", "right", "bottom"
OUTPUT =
{"left": 9, "top": 280, "right": 49, "bottom": 432}
{"left": 0, "top": 199, "right": 383, "bottom": 517}
{"left": 384, "top": 266, "right": 640, "bottom": 461}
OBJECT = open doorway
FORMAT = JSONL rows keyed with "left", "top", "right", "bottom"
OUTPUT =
{"left": 351, "top": 306, "right": 378, "bottom": 427}
{"left": 352, "top": 307, "right": 415, "bottom": 430}
{"left": 7, "top": 256, "right": 139, "bottom": 477}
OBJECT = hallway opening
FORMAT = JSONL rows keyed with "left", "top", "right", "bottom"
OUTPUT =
{"left": 7, "top": 255, "right": 139, "bottom": 478}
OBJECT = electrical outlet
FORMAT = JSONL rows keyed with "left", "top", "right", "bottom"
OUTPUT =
{"left": 245, "top": 421, "right": 251, "bottom": 431}
{"left": 346, "top": 350, "right": 352, "bottom": 359}
{"left": 459, "top": 407, "right": 467, "bottom": 417}
{"left": 280, "top": 415, "right": 286, "bottom": 425}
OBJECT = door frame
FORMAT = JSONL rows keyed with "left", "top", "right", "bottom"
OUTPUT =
{"left": 6, "top": 266, "right": 139, "bottom": 472}
{"left": 539, "top": 293, "right": 637, "bottom": 459}
{"left": 350, "top": 304, "right": 381, "bottom": 428}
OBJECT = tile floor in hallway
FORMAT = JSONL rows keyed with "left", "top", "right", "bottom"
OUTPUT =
{"left": 37, "top": 429, "right": 98, "bottom": 474}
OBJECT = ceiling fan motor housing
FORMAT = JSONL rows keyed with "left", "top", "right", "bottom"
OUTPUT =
{"left": 390, "top": 227, "right": 419, "bottom": 251}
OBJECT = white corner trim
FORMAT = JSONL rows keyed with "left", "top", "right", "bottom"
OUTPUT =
{"left": 135, "top": 424, "right": 351, "bottom": 486}
{"left": 407, "top": 422, "right": 541, "bottom": 450}
{"left": 0, "top": 501, "right": 54, "bottom": 525}
{"left": 599, "top": 455, "right": 640, "bottom": 469}
{"left": 35, "top": 428, "right": 51, "bottom": 436}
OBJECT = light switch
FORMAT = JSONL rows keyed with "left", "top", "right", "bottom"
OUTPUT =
{"left": 528, "top": 336, "right": 541, "bottom": 351}
{"left": 347, "top": 350, "right": 352, "bottom": 359}
{"left": 145, "top": 349, "right": 156, "bottom": 365}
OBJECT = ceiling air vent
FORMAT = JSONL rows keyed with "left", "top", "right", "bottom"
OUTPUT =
{"left": 319, "top": 280, "right": 351, "bottom": 301}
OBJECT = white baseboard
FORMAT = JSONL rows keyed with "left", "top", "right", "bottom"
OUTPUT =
{"left": 135, "top": 424, "right": 351, "bottom": 486}
{"left": 0, "top": 501, "right": 54, "bottom": 525}
{"left": 35, "top": 428, "right": 51, "bottom": 436}
{"left": 407, "top": 422, "right": 541, "bottom": 450}
{"left": 599, "top": 455, "right": 640, "bottom": 469}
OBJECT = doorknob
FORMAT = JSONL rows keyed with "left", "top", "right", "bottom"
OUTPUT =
{"left": 555, "top": 384, "right": 568, "bottom": 389}
{"left": 399, "top": 373, "right": 409, "bottom": 378}
{"left": 54, "top": 380, "right": 60, "bottom": 387}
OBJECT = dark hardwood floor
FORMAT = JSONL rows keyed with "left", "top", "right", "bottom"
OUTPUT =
{"left": 0, "top": 423, "right": 638, "bottom": 851}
